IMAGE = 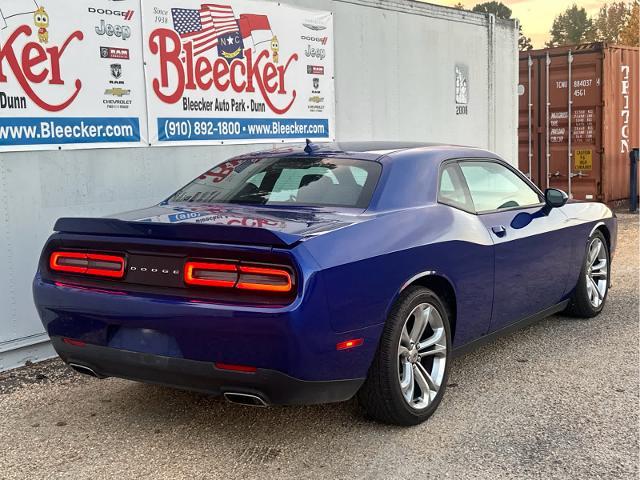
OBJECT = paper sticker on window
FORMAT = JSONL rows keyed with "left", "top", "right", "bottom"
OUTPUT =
{"left": 574, "top": 149, "right": 592, "bottom": 171}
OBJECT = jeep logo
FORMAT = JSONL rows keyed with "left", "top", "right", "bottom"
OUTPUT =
{"left": 95, "top": 20, "right": 131, "bottom": 40}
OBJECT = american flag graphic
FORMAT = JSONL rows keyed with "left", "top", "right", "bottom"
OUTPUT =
{"left": 172, "top": 4, "right": 239, "bottom": 57}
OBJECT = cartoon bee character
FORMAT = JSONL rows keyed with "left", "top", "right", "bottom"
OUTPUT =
{"left": 270, "top": 35, "right": 279, "bottom": 64}
{"left": 34, "top": 7, "right": 49, "bottom": 44}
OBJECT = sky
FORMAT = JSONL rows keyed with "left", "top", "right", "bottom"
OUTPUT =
{"left": 429, "top": 1, "right": 604, "bottom": 48}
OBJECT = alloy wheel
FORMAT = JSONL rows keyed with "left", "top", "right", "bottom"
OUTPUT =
{"left": 397, "top": 302, "right": 447, "bottom": 410}
{"left": 586, "top": 237, "right": 608, "bottom": 308}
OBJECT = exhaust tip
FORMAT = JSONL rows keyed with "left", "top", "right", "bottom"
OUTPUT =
{"left": 224, "top": 392, "right": 268, "bottom": 407}
{"left": 68, "top": 363, "right": 101, "bottom": 378}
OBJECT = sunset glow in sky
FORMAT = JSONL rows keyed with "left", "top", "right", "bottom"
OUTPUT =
{"left": 430, "top": 1, "right": 604, "bottom": 48}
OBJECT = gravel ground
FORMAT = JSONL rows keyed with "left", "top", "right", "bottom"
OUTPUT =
{"left": 1, "top": 213, "right": 638, "bottom": 479}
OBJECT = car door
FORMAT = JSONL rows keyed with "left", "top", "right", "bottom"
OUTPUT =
{"left": 457, "top": 159, "right": 572, "bottom": 333}
{"left": 438, "top": 162, "right": 494, "bottom": 344}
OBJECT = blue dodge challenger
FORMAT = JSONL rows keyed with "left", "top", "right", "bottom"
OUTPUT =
{"left": 33, "top": 142, "right": 616, "bottom": 425}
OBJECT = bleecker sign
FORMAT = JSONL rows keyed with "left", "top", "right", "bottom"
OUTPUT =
{"left": 0, "top": 26, "right": 83, "bottom": 111}
{"left": 142, "top": 0, "right": 335, "bottom": 146}
{"left": 574, "top": 149, "right": 593, "bottom": 171}
{"left": 0, "top": 0, "right": 147, "bottom": 152}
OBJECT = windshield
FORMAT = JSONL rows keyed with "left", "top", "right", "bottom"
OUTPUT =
{"left": 168, "top": 157, "right": 382, "bottom": 209}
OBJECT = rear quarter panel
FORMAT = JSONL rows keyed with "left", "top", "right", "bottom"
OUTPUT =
{"left": 300, "top": 204, "right": 495, "bottom": 347}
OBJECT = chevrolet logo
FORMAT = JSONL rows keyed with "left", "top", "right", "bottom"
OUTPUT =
{"left": 105, "top": 88, "right": 131, "bottom": 97}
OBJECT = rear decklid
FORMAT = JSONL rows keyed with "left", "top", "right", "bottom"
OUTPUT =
{"left": 54, "top": 203, "right": 365, "bottom": 248}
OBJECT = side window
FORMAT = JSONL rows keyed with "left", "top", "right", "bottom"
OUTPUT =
{"left": 438, "top": 163, "right": 473, "bottom": 212}
{"left": 459, "top": 161, "right": 541, "bottom": 212}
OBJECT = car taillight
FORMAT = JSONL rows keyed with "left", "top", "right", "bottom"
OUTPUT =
{"left": 184, "top": 261, "right": 293, "bottom": 293}
{"left": 184, "top": 262, "right": 237, "bottom": 288}
{"left": 237, "top": 266, "right": 292, "bottom": 292}
{"left": 49, "top": 251, "right": 125, "bottom": 279}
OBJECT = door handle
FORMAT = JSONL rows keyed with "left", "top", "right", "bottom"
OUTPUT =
{"left": 491, "top": 225, "right": 507, "bottom": 237}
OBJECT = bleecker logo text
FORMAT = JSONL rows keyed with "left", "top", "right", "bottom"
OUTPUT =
{"left": 149, "top": 29, "right": 298, "bottom": 114}
{"left": 0, "top": 26, "right": 83, "bottom": 112}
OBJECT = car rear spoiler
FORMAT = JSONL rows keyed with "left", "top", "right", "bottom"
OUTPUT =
{"left": 53, "top": 217, "right": 302, "bottom": 248}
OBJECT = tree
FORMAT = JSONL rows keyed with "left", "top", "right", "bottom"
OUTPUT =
{"left": 593, "top": 2, "right": 631, "bottom": 44}
{"left": 519, "top": 29, "right": 533, "bottom": 51}
{"left": 471, "top": 1, "right": 533, "bottom": 51}
{"left": 620, "top": 1, "right": 639, "bottom": 46}
{"left": 547, "top": 4, "right": 596, "bottom": 47}
{"left": 452, "top": 2, "right": 466, "bottom": 9}
{"left": 472, "top": 1, "right": 512, "bottom": 19}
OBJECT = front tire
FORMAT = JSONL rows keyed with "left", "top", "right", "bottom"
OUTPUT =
{"left": 565, "top": 230, "right": 610, "bottom": 318}
{"left": 357, "top": 286, "right": 451, "bottom": 426}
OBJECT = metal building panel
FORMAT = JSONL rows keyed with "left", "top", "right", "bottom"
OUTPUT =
{"left": 0, "top": 0, "right": 519, "bottom": 369}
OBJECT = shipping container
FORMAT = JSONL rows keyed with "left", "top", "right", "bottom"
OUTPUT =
{"left": 518, "top": 43, "right": 639, "bottom": 205}
{"left": 0, "top": 0, "right": 519, "bottom": 370}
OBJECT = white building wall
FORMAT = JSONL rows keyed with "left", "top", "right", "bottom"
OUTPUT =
{"left": 0, "top": 0, "right": 518, "bottom": 370}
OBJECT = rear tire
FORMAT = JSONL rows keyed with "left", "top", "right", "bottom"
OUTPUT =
{"left": 565, "top": 230, "right": 610, "bottom": 318}
{"left": 357, "top": 286, "right": 451, "bottom": 426}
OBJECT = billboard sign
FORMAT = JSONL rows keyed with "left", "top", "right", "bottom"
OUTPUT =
{"left": 142, "top": 0, "right": 335, "bottom": 146}
{"left": 0, "top": 0, "right": 148, "bottom": 151}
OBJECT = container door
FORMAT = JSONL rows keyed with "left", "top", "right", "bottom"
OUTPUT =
{"left": 602, "top": 47, "right": 640, "bottom": 204}
{"left": 538, "top": 51, "right": 603, "bottom": 200}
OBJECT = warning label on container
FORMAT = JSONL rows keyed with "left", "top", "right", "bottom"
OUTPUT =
{"left": 574, "top": 149, "right": 593, "bottom": 170}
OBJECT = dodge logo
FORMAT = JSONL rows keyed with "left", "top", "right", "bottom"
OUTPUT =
{"left": 129, "top": 267, "right": 180, "bottom": 275}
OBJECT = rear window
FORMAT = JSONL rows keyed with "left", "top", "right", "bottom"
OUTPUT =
{"left": 169, "top": 157, "right": 382, "bottom": 209}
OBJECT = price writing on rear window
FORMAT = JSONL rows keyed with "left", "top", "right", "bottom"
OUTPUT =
{"left": 199, "top": 160, "right": 248, "bottom": 183}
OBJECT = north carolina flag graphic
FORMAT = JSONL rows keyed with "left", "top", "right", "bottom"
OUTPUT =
{"left": 238, "top": 13, "right": 273, "bottom": 49}
{"left": 171, "top": 5, "right": 277, "bottom": 61}
{"left": 211, "top": 3, "right": 244, "bottom": 62}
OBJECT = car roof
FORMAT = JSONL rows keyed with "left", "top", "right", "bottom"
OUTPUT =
{"left": 236, "top": 141, "right": 496, "bottom": 162}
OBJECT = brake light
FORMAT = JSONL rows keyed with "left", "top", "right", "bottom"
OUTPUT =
{"left": 184, "top": 261, "right": 293, "bottom": 293}
{"left": 237, "top": 266, "right": 292, "bottom": 292}
{"left": 50, "top": 251, "right": 125, "bottom": 278}
{"left": 184, "top": 262, "right": 237, "bottom": 288}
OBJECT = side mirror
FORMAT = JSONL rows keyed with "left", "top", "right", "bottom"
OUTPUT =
{"left": 544, "top": 188, "right": 569, "bottom": 210}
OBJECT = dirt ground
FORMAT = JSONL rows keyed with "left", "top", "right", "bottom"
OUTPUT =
{"left": 1, "top": 213, "right": 638, "bottom": 479}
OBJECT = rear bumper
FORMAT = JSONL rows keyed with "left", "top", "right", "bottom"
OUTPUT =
{"left": 34, "top": 273, "right": 382, "bottom": 383}
{"left": 52, "top": 337, "right": 364, "bottom": 405}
